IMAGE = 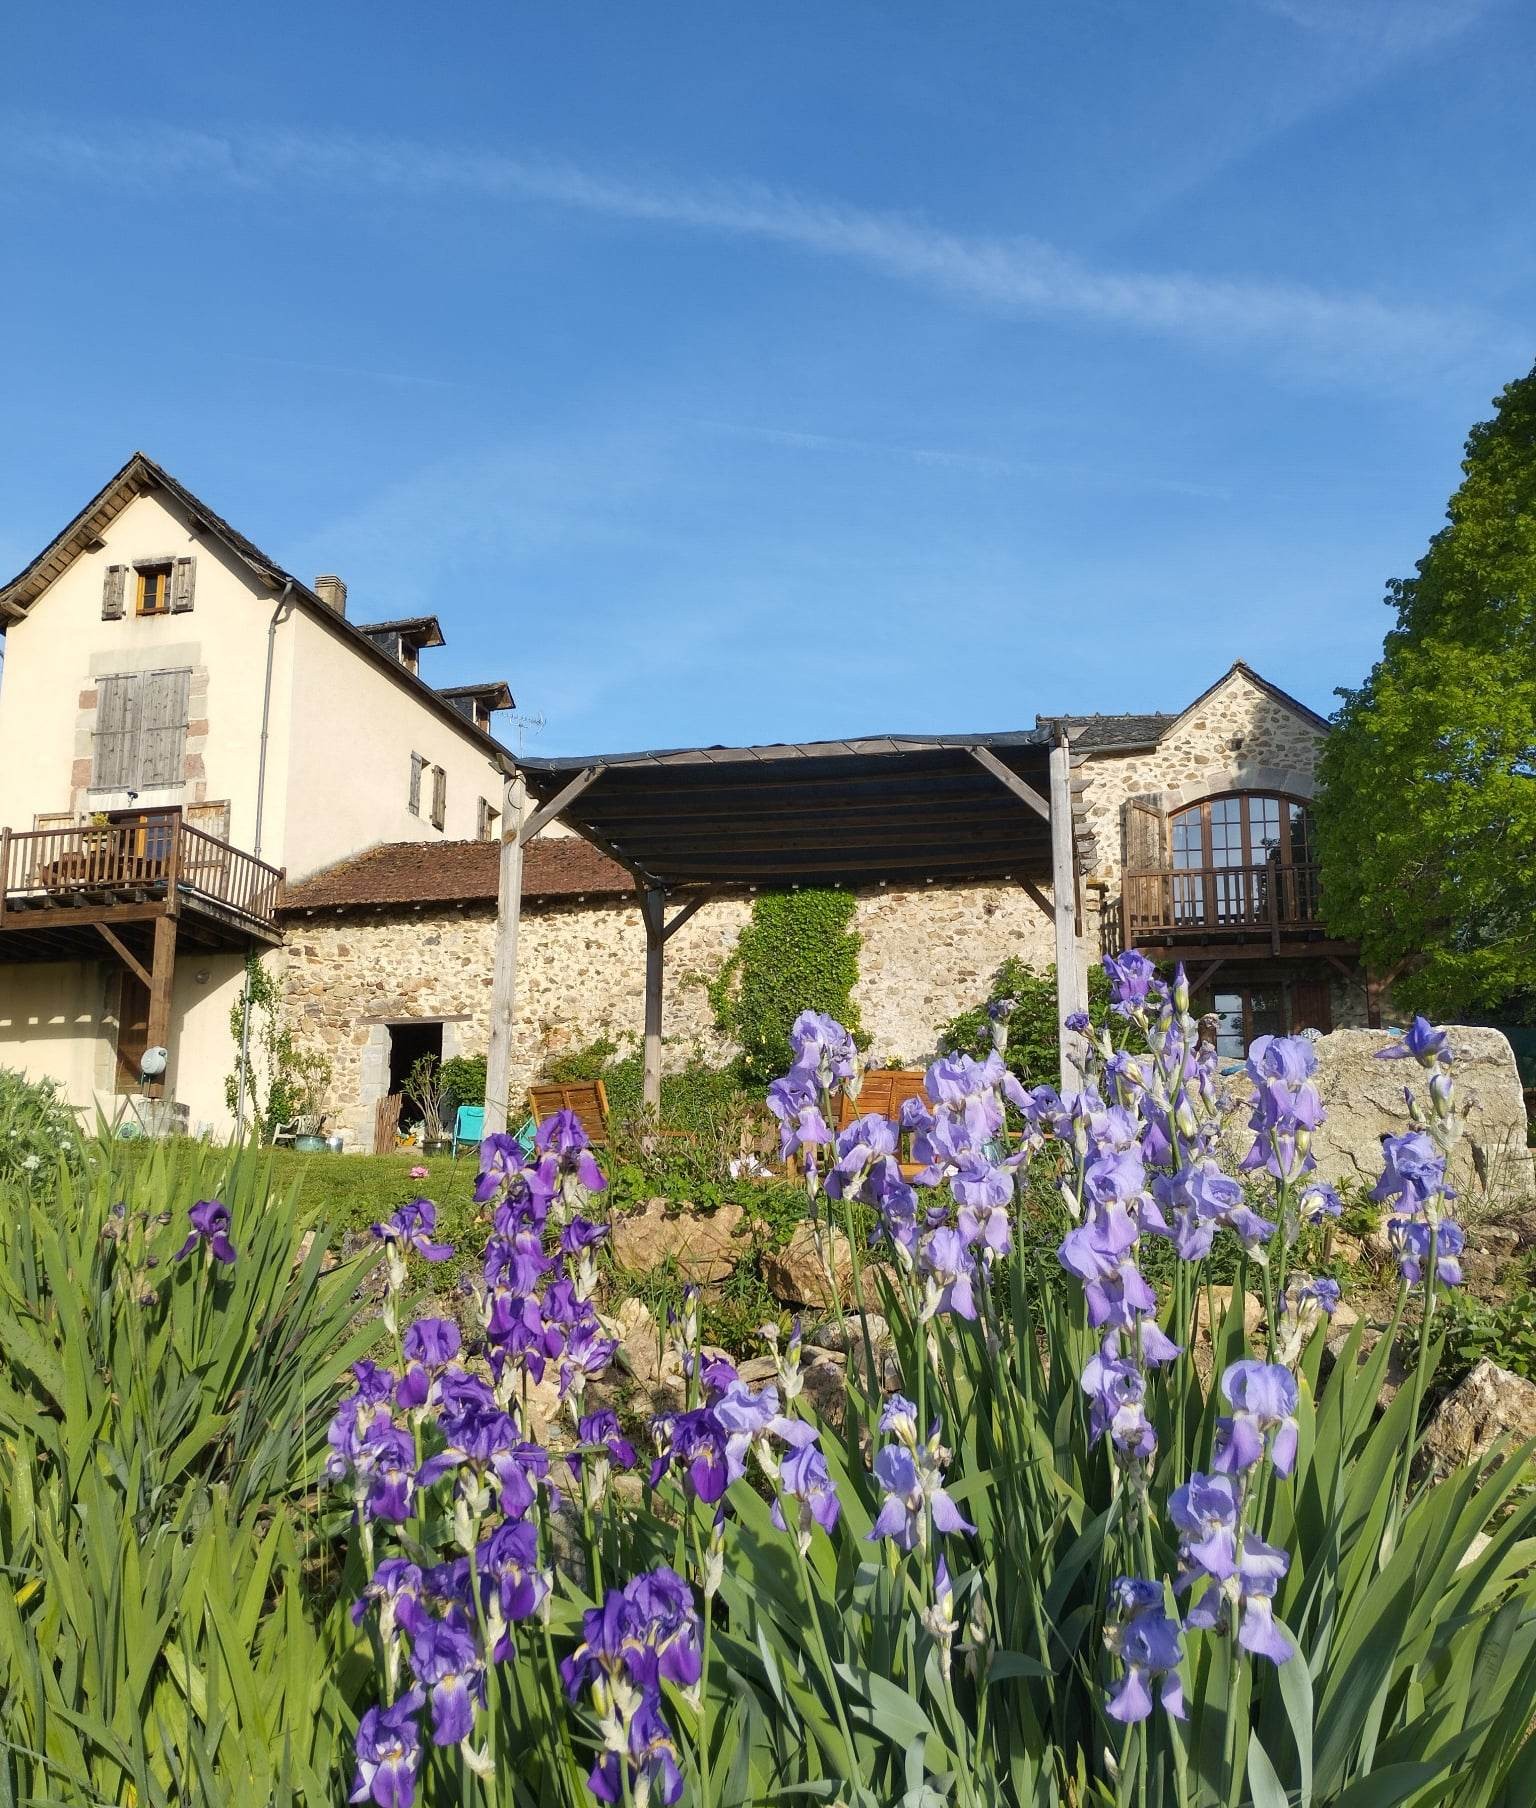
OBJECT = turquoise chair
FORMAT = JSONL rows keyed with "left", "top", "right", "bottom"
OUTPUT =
{"left": 450, "top": 1104, "right": 485, "bottom": 1160}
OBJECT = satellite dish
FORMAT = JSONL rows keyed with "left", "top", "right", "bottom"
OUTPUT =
{"left": 140, "top": 1046, "right": 168, "bottom": 1078}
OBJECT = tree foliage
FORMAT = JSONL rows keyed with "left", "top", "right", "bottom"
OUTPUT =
{"left": 1317, "top": 364, "right": 1536, "bottom": 1018}
{"left": 936, "top": 954, "right": 1111, "bottom": 1085}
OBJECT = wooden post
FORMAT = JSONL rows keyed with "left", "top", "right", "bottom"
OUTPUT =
{"left": 1050, "top": 733, "right": 1088, "bottom": 1090}
{"left": 0, "top": 826, "right": 9, "bottom": 929}
{"left": 145, "top": 912, "right": 178, "bottom": 1099}
{"left": 483, "top": 772, "right": 528, "bottom": 1137}
{"left": 641, "top": 885, "right": 665, "bottom": 1115}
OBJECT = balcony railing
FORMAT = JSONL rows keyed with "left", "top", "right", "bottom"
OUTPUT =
{"left": 0, "top": 815, "right": 283, "bottom": 935}
{"left": 1123, "top": 861, "right": 1323, "bottom": 943}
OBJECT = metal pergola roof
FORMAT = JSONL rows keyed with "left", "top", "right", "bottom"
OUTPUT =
{"left": 515, "top": 730, "right": 1060, "bottom": 891}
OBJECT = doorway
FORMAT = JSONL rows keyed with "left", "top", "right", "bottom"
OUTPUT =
{"left": 388, "top": 1021, "right": 444, "bottom": 1097}
{"left": 116, "top": 971, "right": 151, "bottom": 1093}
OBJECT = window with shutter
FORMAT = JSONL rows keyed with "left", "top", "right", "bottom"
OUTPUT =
{"left": 102, "top": 564, "right": 127, "bottom": 620}
{"left": 1122, "top": 798, "right": 1167, "bottom": 872}
{"left": 170, "top": 555, "right": 196, "bottom": 613}
{"left": 92, "top": 675, "right": 141, "bottom": 789}
{"left": 408, "top": 754, "right": 424, "bottom": 816}
{"left": 476, "top": 797, "right": 498, "bottom": 841}
{"left": 137, "top": 670, "right": 191, "bottom": 788}
{"left": 430, "top": 765, "right": 447, "bottom": 831}
{"left": 136, "top": 565, "right": 172, "bottom": 616}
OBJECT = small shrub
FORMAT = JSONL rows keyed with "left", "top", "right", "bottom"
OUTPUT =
{"left": 0, "top": 1065, "right": 82, "bottom": 1192}
{"left": 937, "top": 953, "right": 1113, "bottom": 1084}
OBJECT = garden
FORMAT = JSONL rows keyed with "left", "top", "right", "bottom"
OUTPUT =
{"left": 3, "top": 952, "right": 1536, "bottom": 1807}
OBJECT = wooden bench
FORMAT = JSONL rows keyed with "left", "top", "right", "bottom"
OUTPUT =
{"left": 529, "top": 1079, "right": 611, "bottom": 1141}
{"left": 787, "top": 1068, "right": 934, "bottom": 1181}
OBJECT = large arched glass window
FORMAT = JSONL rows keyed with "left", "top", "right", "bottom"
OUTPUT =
{"left": 1170, "top": 793, "right": 1313, "bottom": 870}
{"left": 1167, "top": 793, "right": 1318, "bottom": 928}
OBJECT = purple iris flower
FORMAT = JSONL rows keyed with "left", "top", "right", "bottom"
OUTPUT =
{"left": 407, "top": 1614, "right": 484, "bottom": 1747}
{"left": 766, "top": 1069, "right": 833, "bottom": 1160}
{"left": 1214, "top": 1361, "right": 1300, "bottom": 1477}
{"left": 1065, "top": 1009, "right": 1092, "bottom": 1035}
{"left": 920, "top": 1225, "right": 978, "bottom": 1320}
{"left": 476, "top": 1518, "right": 549, "bottom": 1636}
{"left": 1377, "top": 1016, "right": 1452, "bottom": 1069}
{"left": 559, "top": 1318, "right": 619, "bottom": 1398}
{"left": 587, "top": 1699, "right": 686, "bottom": 1807}
{"left": 576, "top": 1408, "right": 638, "bottom": 1472}
{"left": 174, "top": 1198, "right": 236, "bottom": 1265}
{"left": 351, "top": 1558, "right": 424, "bottom": 1633}
{"left": 1391, "top": 1217, "right": 1464, "bottom": 1286}
{"left": 474, "top": 1133, "right": 528, "bottom": 1205}
{"left": 1104, "top": 1577, "right": 1185, "bottom": 1724}
{"left": 349, "top": 1690, "right": 425, "bottom": 1807}
{"left": 1296, "top": 1275, "right": 1341, "bottom": 1316}
{"left": 1168, "top": 1472, "right": 1241, "bottom": 1580}
{"left": 349, "top": 1420, "right": 415, "bottom": 1523}
{"left": 1103, "top": 950, "right": 1158, "bottom": 1018}
{"left": 560, "top": 1216, "right": 609, "bottom": 1257}
{"left": 1247, "top": 1035, "right": 1318, "bottom": 1088}
{"left": 1058, "top": 1220, "right": 1157, "bottom": 1330}
{"left": 653, "top": 1406, "right": 732, "bottom": 1502}
{"left": 1186, "top": 1532, "right": 1293, "bottom": 1666}
{"left": 1084, "top": 1147, "right": 1146, "bottom": 1206}
{"left": 957, "top": 1187, "right": 1013, "bottom": 1257}
{"left": 789, "top": 1009, "right": 859, "bottom": 1082}
{"left": 1372, "top": 1133, "right": 1447, "bottom": 1211}
{"left": 1240, "top": 1078, "right": 1325, "bottom": 1184}
{"left": 769, "top": 1419, "right": 842, "bottom": 1542}
{"left": 371, "top": 1199, "right": 453, "bottom": 1263}
{"left": 1081, "top": 1351, "right": 1157, "bottom": 1461}
{"left": 1300, "top": 1180, "right": 1343, "bottom": 1224}
{"left": 535, "top": 1109, "right": 608, "bottom": 1192}
{"left": 1226, "top": 1203, "right": 1277, "bottom": 1251}
{"left": 867, "top": 1440, "right": 974, "bottom": 1551}
{"left": 824, "top": 1113, "right": 898, "bottom": 1200}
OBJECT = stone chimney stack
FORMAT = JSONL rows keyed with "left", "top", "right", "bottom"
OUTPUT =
{"left": 313, "top": 574, "right": 348, "bottom": 615}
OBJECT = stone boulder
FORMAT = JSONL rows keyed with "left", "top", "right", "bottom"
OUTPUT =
{"left": 610, "top": 1198, "right": 745, "bottom": 1283}
{"left": 1306, "top": 1027, "right": 1531, "bottom": 1205}
{"left": 1422, "top": 1358, "right": 1536, "bottom": 1472}
{"left": 761, "top": 1223, "right": 882, "bottom": 1309}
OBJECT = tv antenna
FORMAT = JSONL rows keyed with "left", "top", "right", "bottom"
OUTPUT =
{"left": 509, "top": 709, "right": 547, "bottom": 753}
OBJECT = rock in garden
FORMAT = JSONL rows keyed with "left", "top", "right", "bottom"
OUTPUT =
{"left": 610, "top": 1197, "right": 745, "bottom": 1283}
{"left": 806, "top": 1310, "right": 890, "bottom": 1354}
{"left": 1422, "top": 1358, "right": 1536, "bottom": 1471}
{"left": 1190, "top": 1286, "right": 1263, "bottom": 1344}
{"left": 761, "top": 1222, "right": 880, "bottom": 1309}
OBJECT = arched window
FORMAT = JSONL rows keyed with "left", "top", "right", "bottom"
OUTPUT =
{"left": 1166, "top": 793, "right": 1318, "bottom": 929}
{"left": 1169, "top": 792, "right": 1314, "bottom": 871}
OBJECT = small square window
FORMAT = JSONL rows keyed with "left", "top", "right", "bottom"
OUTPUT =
{"left": 136, "top": 565, "right": 172, "bottom": 616}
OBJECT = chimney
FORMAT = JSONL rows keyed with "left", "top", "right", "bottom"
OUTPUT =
{"left": 313, "top": 574, "right": 348, "bottom": 615}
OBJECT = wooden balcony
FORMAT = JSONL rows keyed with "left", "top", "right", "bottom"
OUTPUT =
{"left": 1121, "top": 861, "right": 1350, "bottom": 957}
{"left": 0, "top": 814, "right": 283, "bottom": 961}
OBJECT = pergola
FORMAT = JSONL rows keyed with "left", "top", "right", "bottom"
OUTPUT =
{"left": 481, "top": 729, "right": 1089, "bottom": 1132}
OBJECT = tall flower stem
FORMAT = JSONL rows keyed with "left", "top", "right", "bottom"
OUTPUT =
{"left": 1386, "top": 1224, "right": 1440, "bottom": 1561}
{"left": 780, "top": 1491, "right": 862, "bottom": 1793}
{"left": 688, "top": 1517, "right": 716, "bottom": 1808}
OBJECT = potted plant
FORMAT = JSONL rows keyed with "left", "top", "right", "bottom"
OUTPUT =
{"left": 403, "top": 1053, "right": 452, "bottom": 1153}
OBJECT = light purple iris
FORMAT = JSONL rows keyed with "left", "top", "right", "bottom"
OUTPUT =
{"left": 174, "top": 1198, "right": 236, "bottom": 1265}
{"left": 1185, "top": 1532, "right": 1293, "bottom": 1665}
{"left": 1058, "top": 1218, "right": 1156, "bottom": 1330}
{"left": 1391, "top": 1217, "right": 1464, "bottom": 1286}
{"left": 1104, "top": 1577, "right": 1186, "bottom": 1724}
{"left": 770, "top": 1419, "right": 842, "bottom": 1542}
{"left": 1377, "top": 1016, "right": 1452, "bottom": 1069}
{"left": 766, "top": 1070, "right": 832, "bottom": 1160}
{"left": 1214, "top": 1361, "right": 1300, "bottom": 1477}
{"left": 1081, "top": 1351, "right": 1157, "bottom": 1461}
{"left": 1168, "top": 1472, "right": 1242, "bottom": 1580}
{"left": 788, "top": 1009, "right": 858, "bottom": 1083}
{"left": 474, "top": 1132, "right": 528, "bottom": 1205}
{"left": 867, "top": 1438, "right": 974, "bottom": 1552}
{"left": 371, "top": 1199, "right": 453, "bottom": 1262}
{"left": 919, "top": 1225, "right": 978, "bottom": 1321}
{"left": 1300, "top": 1180, "right": 1343, "bottom": 1224}
{"left": 1372, "top": 1132, "right": 1448, "bottom": 1211}
{"left": 350, "top": 1690, "right": 425, "bottom": 1807}
{"left": 1103, "top": 950, "right": 1159, "bottom": 1019}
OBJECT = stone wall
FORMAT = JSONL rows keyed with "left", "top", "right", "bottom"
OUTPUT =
{"left": 1077, "top": 669, "right": 1326, "bottom": 880}
{"left": 282, "top": 877, "right": 1064, "bottom": 1146}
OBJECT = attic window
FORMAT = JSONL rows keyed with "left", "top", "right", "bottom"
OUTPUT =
{"left": 136, "top": 564, "right": 172, "bottom": 616}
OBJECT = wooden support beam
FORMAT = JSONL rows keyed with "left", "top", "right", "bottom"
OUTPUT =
{"left": 1188, "top": 958, "right": 1226, "bottom": 994}
{"left": 640, "top": 886, "right": 666, "bottom": 1114}
{"left": 661, "top": 888, "right": 713, "bottom": 943}
{"left": 483, "top": 772, "right": 528, "bottom": 1138}
{"left": 144, "top": 912, "right": 177, "bottom": 1099}
{"left": 518, "top": 764, "right": 606, "bottom": 847}
{"left": 1019, "top": 877, "right": 1054, "bottom": 923}
{"left": 1049, "top": 736, "right": 1088, "bottom": 1089}
{"left": 94, "top": 922, "right": 152, "bottom": 989}
{"left": 970, "top": 745, "right": 1050, "bottom": 820}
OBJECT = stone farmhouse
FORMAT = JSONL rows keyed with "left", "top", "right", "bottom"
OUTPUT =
{"left": 0, "top": 457, "right": 1371, "bottom": 1146}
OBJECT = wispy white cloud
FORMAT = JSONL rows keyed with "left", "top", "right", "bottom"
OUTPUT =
{"left": 1250, "top": 0, "right": 1491, "bottom": 54}
{"left": 6, "top": 118, "right": 1521, "bottom": 383}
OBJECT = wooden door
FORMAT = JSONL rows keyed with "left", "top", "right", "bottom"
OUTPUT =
{"left": 1290, "top": 977, "right": 1333, "bottom": 1036}
{"left": 116, "top": 972, "right": 151, "bottom": 1093}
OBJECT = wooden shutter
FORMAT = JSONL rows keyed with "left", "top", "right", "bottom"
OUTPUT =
{"left": 33, "top": 811, "right": 77, "bottom": 831}
{"left": 92, "top": 674, "right": 141, "bottom": 789}
{"left": 431, "top": 765, "right": 447, "bottom": 831}
{"left": 1290, "top": 977, "right": 1333, "bottom": 1036}
{"left": 185, "top": 799, "right": 231, "bottom": 841}
{"left": 138, "top": 669, "right": 191, "bottom": 788}
{"left": 1122, "top": 797, "right": 1167, "bottom": 871}
{"left": 408, "top": 753, "right": 424, "bottom": 816}
{"left": 102, "top": 564, "right": 127, "bottom": 620}
{"left": 170, "top": 555, "right": 196, "bottom": 613}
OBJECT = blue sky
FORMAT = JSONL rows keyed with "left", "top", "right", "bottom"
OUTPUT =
{"left": 2, "top": 0, "right": 1531, "bottom": 755}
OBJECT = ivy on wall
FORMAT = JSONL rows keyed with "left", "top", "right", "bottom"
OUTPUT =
{"left": 708, "top": 888, "right": 863, "bottom": 1083}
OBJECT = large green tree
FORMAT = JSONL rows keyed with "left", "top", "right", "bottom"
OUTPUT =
{"left": 1317, "top": 364, "right": 1536, "bottom": 1018}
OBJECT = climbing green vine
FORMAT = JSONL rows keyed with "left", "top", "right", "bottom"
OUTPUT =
{"left": 708, "top": 888, "right": 862, "bottom": 1083}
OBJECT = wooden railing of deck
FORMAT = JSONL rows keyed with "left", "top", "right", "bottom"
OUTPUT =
{"left": 0, "top": 816, "right": 283, "bottom": 933}
{"left": 1122, "top": 861, "right": 1323, "bottom": 942}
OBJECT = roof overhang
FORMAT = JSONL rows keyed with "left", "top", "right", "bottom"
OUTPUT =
{"left": 516, "top": 731, "right": 1060, "bottom": 891}
{"left": 440, "top": 681, "right": 515, "bottom": 712}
